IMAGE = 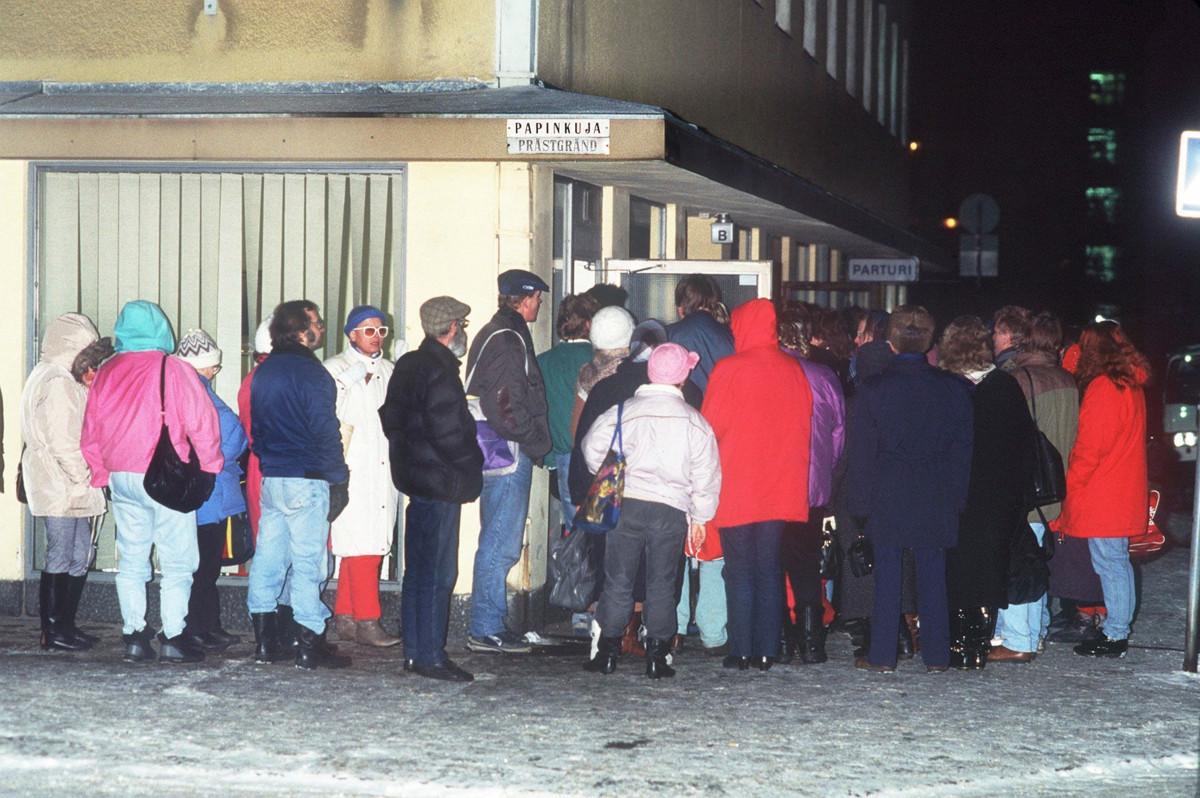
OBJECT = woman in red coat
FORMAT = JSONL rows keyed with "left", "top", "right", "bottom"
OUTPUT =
{"left": 1056, "top": 321, "right": 1149, "bottom": 658}
{"left": 702, "top": 299, "right": 812, "bottom": 670}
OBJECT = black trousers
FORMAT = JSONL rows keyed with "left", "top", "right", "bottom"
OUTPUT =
{"left": 781, "top": 511, "right": 824, "bottom": 610}
{"left": 186, "top": 520, "right": 225, "bottom": 634}
{"left": 595, "top": 498, "right": 687, "bottom": 640}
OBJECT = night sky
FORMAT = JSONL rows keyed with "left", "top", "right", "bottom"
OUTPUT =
{"left": 906, "top": 0, "right": 1200, "bottom": 369}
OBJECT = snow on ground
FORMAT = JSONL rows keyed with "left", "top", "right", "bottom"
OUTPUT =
{"left": 1, "top": 549, "right": 1197, "bottom": 797}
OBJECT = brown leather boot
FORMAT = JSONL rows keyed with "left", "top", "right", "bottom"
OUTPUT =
{"left": 620, "top": 612, "right": 646, "bottom": 657}
{"left": 333, "top": 614, "right": 357, "bottom": 642}
{"left": 356, "top": 619, "right": 402, "bottom": 648}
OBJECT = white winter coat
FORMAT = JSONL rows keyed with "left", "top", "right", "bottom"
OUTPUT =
{"left": 582, "top": 383, "right": 722, "bottom": 523}
{"left": 21, "top": 313, "right": 106, "bottom": 518}
{"left": 325, "top": 347, "right": 399, "bottom": 557}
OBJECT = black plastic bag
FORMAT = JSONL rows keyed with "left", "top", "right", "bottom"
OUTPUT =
{"left": 848, "top": 534, "right": 874, "bottom": 578}
{"left": 1007, "top": 520, "right": 1053, "bottom": 605}
{"left": 818, "top": 519, "right": 842, "bottom": 579}
{"left": 549, "top": 528, "right": 600, "bottom": 611}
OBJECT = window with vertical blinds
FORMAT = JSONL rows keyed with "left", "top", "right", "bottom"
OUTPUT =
{"left": 34, "top": 166, "right": 406, "bottom": 573}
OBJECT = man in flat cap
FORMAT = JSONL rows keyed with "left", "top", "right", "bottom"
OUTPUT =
{"left": 381, "top": 296, "right": 483, "bottom": 680}
{"left": 462, "top": 269, "right": 552, "bottom": 653}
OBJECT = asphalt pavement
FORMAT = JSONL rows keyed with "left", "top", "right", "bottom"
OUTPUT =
{"left": 1, "top": 549, "right": 1197, "bottom": 797}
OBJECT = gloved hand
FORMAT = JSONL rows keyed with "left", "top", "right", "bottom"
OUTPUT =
{"left": 327, "top": 482, "right": 350, "bottom": 523}
{"left": 339, "top": 362, "right": 368, "bottom": 385}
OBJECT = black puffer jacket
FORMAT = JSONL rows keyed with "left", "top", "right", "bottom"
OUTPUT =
{"left": 380, "top": 337, "right": 483, "bottom": 503}
{"left": 464, "top": 305, "right": 551, "bottom": 460}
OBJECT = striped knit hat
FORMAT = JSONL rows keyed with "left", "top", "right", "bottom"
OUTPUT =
{"left": 176, "top": 328, "right": 222, "bottom": 369}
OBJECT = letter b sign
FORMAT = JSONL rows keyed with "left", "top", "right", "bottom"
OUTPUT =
{"left": 710, "top": 221, "right": 734, "bottom": 245}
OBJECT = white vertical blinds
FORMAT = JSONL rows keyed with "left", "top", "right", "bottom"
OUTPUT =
{"left": 38, "top": 169, "right": 404, "bottom": 406}
{"left": 36, "top": 168, "right": 406, "bottom": 573}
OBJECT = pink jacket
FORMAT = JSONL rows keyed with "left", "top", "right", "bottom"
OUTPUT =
{"left": 81, "top": 351, "right": 222, "bottom": 486}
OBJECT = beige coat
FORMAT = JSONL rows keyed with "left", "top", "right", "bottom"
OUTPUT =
{"left": 21, "top": 314, "right": 106, "bottom": 517}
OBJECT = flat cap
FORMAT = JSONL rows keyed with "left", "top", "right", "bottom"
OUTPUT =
{"left": 497, "top": 269, "right": 549, "bottom": 296}
{"left": 420, "top": 296, "right": 471, "bottom": 337}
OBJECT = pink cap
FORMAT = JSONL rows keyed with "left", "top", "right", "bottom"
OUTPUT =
{"left": 648, "top": 342, "right": 700, "bottom": 385}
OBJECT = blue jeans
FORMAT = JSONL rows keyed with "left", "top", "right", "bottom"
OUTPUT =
{"left": 553, "top": 451, "right": 576, "bottom": 530}
{"left": 1088, "top": 536, "right": 1135, "bottom": 640}
{"left": 402, "top": 497, "right": 462, "bottom": 667}
{"left": 676, "top": 557, "right": 728, "bottom": 648}
{"left": 995, "top": 523, "right": 1051, "bottom": 652}
{"left": 248, "top": 477, "right": 331, "bottom": 635}
{"left": 720, "top": 522, "right": 784, "bottom": 658}
{"left": 470, "top": 453, "right": 533, "bottom": 637}
{"left": 108, "top": 472, "right": 199, "bottom": 638}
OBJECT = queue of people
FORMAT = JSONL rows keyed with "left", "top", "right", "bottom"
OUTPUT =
{"left": 20, "top": 273, "right": 1151, "bottom": 681}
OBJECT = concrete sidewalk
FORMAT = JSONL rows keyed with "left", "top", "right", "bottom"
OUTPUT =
{"left": 1, "top": 550, "right": 1197, "bottom": 797}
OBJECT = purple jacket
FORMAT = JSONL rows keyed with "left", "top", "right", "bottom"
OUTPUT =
{"left": 785, "top": 350, "right": 845, "bottom": 508}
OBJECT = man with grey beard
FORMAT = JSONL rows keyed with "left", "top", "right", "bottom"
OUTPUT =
{"left": 379, "top": 296, "right": 483, "bottom": 681}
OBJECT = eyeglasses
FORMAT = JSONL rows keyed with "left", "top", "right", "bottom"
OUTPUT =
{"left": 351, "top": 326, "right": 390, "bottom": 338}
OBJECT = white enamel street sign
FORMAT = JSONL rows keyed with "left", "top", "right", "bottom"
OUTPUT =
{"left": 506, "top": 119, "right": 611, "bottom": 155}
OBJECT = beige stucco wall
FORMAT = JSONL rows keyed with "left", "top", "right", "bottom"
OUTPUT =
{"left": 402, "top": 161, "right": 552, "bottom": 595}
{"left": 0, "top": 161, "right": 28, "bottom": 581}
{"left": 0, "top": 0, "right": 494, "bottom": 83}
{"left": 538, "top": 0, "right": 912, "bottom": 225}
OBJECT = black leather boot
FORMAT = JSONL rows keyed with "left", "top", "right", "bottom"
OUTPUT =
{"left": 295, "top": 623, "right": 352, "bottom": 670}
{"left": 967, "top": 606, "right": 994, "bottom": 669}
{"left": 645, "top": 638, "right": 676, "bottom": 679}
{"left": 252, "top": 612, "right": 287, "bottom": 664}
{"left": 779, "top": 619, "right": 798, "bottom": 664}
{"left": 949, "top": 608, "right": 972, "bottom": 670}
{"left": 123, "top": 626, "right": 157, "bottom": 663}
{"left": 846, "top": 618, "right": 871, "bottom": 658}
{"left": 38, "top": 571, "right": 52, "bottom": 649}
{"left": 158, "top": 631, "right": 205, "bottom": 663}
{"left": 65, "top": 574, "right": 99, "bottom": 646}
{"left": 584, "top": 635, "right": 620, "bottom": 674}
{"left": 43, "top": 573, "right": 89, "bottom": 651}
{"left": 897, "top": 614, "right": 915, "bottom": 660}
{"left": 800, "top": 605, "right": 828, "bottom": 664}
{"left": 276, "top": 605, "right": 301, "bottom": 652}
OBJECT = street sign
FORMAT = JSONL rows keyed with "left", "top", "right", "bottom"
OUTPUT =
{"left": 847, "top": 257, "right": 919, "bottom": 282}
{"left": 960, "top": 234, "right": 998, "bottom": 277}
{"left": 505, "top": 118, "right": 610, "bottom": 155}
{"left": 959, "top": 193, "right": 1000, "bottom": 234}
{"left": 1176, "top": 131, "right": 1200, "bottom": 218}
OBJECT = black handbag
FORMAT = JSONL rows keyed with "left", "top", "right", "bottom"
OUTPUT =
{"left": 548, "top": 527, "right": 601, "bottom": 611}
{"left": 818, "top": 516, "right": 842, "bottom": 579}
{"left": 848, "top": 531, "right": 874, "bottom": 578}
{"left": 219, "top": 512, "right": 254, "bottom": 566}
{"left": 143, "top": 355, "right": 215, "bottom": 513}
{"left": 1007, "top": 518, "right": 1053, "bottom": 605}
{"left": 1021, "top": 368, "right": 1067, "bottom": 509}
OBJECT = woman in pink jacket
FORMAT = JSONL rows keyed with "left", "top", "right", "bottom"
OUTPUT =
{"left": 81, "top": 300, "right": 222, "bottom": 665}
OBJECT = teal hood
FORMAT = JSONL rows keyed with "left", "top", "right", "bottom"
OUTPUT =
{"left": 113, "top": 300, "right": 175, "bottom": 353}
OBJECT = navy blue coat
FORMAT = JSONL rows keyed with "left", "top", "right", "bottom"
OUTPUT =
{"left": 666, "top": 311, "right": 734, "bottom": 395}
{"left": 251, "top": 341, "right": 349, "bottom": 485}
{"left": 846, "top": 353, "right": 973, "bottom": 548}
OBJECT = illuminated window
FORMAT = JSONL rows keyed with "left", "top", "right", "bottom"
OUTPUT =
{"left": 1089, "top": 72, "right": 1125, "bottom": 106}
{"left": 1088, "top": 128, "right": 1117, "bottom": 164}
{"left": 1085, "top": 245, "right": 1118, "bottom": 283}
{"left": 1086, "top": 187, "right": 1121, "bottom": 223}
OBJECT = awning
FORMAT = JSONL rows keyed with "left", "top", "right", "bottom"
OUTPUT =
{"left": 0, "top": 81, "right": 945, "bottom": 267}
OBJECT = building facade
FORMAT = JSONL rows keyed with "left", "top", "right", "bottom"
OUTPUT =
{"left": 0, "top": 0, "right": 931, "bottom": 626}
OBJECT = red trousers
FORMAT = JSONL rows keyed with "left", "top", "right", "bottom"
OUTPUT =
{"left": 334, "top": 555, "right": 383, "bottom": 621}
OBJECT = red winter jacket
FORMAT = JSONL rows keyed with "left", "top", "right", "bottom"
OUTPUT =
{"left": 1056, "top": 372, "right": 1148, "bottom": 538}
{"left": 701, "top": 299, "right": 812, "bottom": 530}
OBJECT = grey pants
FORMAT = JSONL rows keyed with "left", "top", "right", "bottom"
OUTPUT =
{"left": 596, "top": 498, "right": 687, "bottom": 640}
{"left": 43, "top": 516, "right": 93, "bottom": 576}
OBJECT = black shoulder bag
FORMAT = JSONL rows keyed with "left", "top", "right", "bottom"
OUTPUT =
{"left": 1022, "top": 368, "right": 1067, "bottom": 509}
{"left": 143, "top": 355, "right": 215, "bottom": 513}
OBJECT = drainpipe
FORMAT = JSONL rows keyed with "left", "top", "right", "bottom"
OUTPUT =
{"left": 495, "top": 0, "right": 538, "bottom": 87}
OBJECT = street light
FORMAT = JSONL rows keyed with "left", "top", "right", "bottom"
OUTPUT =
{"left": 942, "top": 217, "right": 958, "bottom": 229}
